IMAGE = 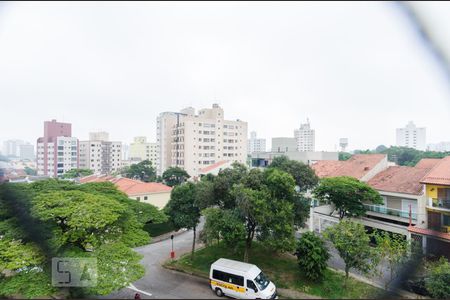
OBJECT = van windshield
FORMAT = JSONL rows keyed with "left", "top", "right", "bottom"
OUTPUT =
{"left": 254, "top": 272, "right": 270, "bottom": 291}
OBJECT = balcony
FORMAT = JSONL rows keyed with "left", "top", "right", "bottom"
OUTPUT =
{"left": 427, "top": 198, "right": 450, "bottom": 211}
{"left": 363, "top": 204, "right": 416, "bottom": 220}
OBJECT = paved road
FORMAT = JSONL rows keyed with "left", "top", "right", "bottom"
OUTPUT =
{"left": 103, "top": 220, "right": 219, "bottom": 299}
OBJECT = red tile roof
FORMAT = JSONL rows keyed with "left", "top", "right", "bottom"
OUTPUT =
{"left": 367, "top": 166, "right": 430, "bottom": 195}
{"left": 408, "top": 226, "right": 450, "bottom": 241}
{"left": 79, "top": 175, "right": 172, "bottom": 195}
{"left": 420, "top": 156, "right": 450, "bottom": 186}
{"left": 199, "top": 160, "right": 230, "bottom": 174}
{"left": 311, "top": 154, "right": 386, "bottom": 180}
{"left": 415, "top": 158, "right": 441, "bottom": 170}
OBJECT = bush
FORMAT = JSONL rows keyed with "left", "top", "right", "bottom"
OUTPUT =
{"left": 425, "top": 257, "right": 450, "bottom": 299}
{"left": 295, "top": 232, "right": 330, "bottom": 281}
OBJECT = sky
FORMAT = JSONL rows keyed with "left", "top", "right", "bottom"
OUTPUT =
{"left": 0, "top": 1, "right": 449, "bottom": 151}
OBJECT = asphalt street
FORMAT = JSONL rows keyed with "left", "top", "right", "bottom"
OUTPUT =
{"left": 103, "top": 220, "right": 219, "bottom": 299}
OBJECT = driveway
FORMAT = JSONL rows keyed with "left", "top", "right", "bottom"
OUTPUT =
{"left": 103, "top": 220, "right": 218, "bottom": 299}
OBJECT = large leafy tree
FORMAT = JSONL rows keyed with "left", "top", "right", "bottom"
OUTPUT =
{"left": 313, "top": 176, "right": 383, "bottom": 219}
{"left": 121, "top": 160, "right": 156, "bottom": 182}
{"left": 62, "top": 168, "right": 93, "bottom": 179}
{"left": 162, "top": 166, "right": 190, "bottom": 187}
{"left": 374, "top": 230, "right": 409, "bottom": 289}
{"left": 32, "top": 190, "right": 127, "bottom": 250}
{"left": 269, "top": 156, "right": 319, "bottom": 192}
{"left": 324, "top": 220, "right": 379, "bottom": 282}
{"left": 165, "top": 182, "right": 201, "bottom": 258}
{"left": 425, "top": 257, "right": 450, "bottom": 299}
{"left": 295, "top": 232, "right": 330, "bottom": 281}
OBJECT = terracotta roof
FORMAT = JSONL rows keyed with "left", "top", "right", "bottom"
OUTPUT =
{"left": 408, "top": 226, "right": 450, "bottom": 241}
{"left": 367, "top": 166, "right": 429, "bottom": 195}
{"left": 415, "top": 158, "right": 441, "bottom": 170}
{"left": 311, "top": 154, "right": 386, "bottom": 180}
{"left": 79, "top": 175, "right": 172, "bottom": 195}
{"left": 420, "top": 156, "right": 450, "bottom": 186}
{"left": 199, "top": 160, "right": 230, "bottom": 174}
{"left": 311, "top": 161, "right": 345, "bottom": 178}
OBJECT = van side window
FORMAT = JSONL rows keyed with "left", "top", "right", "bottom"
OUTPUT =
{"left": 212, "top": 269, "right": 244, "bottom": 287}
{"left": 247, "top": 280, "right": 258, "bottom": 292}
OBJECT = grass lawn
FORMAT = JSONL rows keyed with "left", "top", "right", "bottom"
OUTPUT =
{"left": 164, "top": 242, "right": 384, "bottom": 299}
{"left": 144, "top": 221, "right": 175, "bottom": 237}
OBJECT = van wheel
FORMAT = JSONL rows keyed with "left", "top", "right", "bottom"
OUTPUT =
{"left": 215, "top": 288, "right": 224, "bottom": 297}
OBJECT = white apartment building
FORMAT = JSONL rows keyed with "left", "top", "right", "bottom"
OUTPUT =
{"left": 396, "top": 121, "right": 426, "bottom": 150}
{"left": 129, "top": 136, "right": 159, "bottom": 168}
{"left": 157, "top": 104, "right": 248, "bottom": 177}
{"left": 36, "top": 120, "right": 79, "bottom": 177}
{"left": 79, "top": 132, "right": 122, "bottom": 175}
{"left": 2, "top": 139, "right": 25, "bottom": 157}
{"left": 37, "top": 136, "right": 79, "bottom": 177}
{"left": 247, "top": 131, "right": 266, "bottom": 154}
{"left": 294, "top": 120, "right": 315, "bottom": 152}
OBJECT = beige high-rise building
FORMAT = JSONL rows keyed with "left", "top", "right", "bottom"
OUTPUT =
{"left": 129, "top": 136, "right": 159, "bottom": 168}
{"left": 157, "top": 104, "right": 248, "bottom": 177}
{"left": 79, "top": 132, "right": 122, "bottom": 174}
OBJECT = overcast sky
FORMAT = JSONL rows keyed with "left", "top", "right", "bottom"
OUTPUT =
{"left": 1, "top": 1, "right": 449, "bottom": 151}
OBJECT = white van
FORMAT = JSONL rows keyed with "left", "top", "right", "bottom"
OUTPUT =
{"left": 209, "top": 258, "right": 277, "bottom": 299}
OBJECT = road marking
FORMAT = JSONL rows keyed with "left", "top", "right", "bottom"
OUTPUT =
{"left": 127, "top": 283, "right": 152, "bottom": 297}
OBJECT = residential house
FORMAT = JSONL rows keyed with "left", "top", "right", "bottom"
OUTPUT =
{"left": 80, "top": 175, "right": 172, "bottom": 209}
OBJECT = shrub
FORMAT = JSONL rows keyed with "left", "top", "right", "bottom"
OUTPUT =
{"left": 295, "top": 232, "right": 330, "bottom": 281}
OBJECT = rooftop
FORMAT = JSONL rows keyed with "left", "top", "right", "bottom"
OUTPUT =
{"left": 80, "top": 175, "right": 172, "bottom": 195}
{"left": 420, "top": 156, "right": 450, "bottom": 186}
{"left": 311, "top": 154, "right": 386, "bottom": 180}
{"left": 367, "top": 166, "right": 431, "bottom": 195}
{"left": 198, "top": 160, "right": 231, "bottom": 174}
{"left": 415, "top": 158, "right": 441, "bottom": 170}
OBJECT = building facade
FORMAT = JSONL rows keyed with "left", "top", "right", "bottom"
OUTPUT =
{"left": 19, "top": 144, "right": 35, "bottom": 161}
{"left": 129, "top": 136, "right": 159, "bottom": 168}
{"left": 294, "top": 120, "right": 315, "bottom": 152}
{"left": 2, "top": 139, "right": 25, "bottom": 157}
{"left": 247, "top": 131, "right": 266, "bottom": 154}
{"left": 36, "top": 120, "right": 79, "bottom": 177}
{"left": 396, "top": 121, "right": 426, "bottom": 150}
{"left": 157, "top": 104, "right": 248, "bottom": 177}
{"left": 79, "top": 132, "right": 122, "bottom": 175}
{"left": 271, "top": 137, "right": 297, "bottom": 153}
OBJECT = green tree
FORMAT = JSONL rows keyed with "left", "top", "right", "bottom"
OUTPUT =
{"left": 165, "top": 183, "right": 201, "bottom": 258}
{"left": 375, "top": 145, "right": 388, "bottom": 153}
{"left": 24, "top": 167, "right": 36, "bottom": 176}
{"left": 0, "top": 270, "right": 56, "bottom": 299}
{"left": 121, "top": 160, "right": 156, "bottom": 182}
{"left": 0, "top": 239, "right": 45, "bottom": 273}
{"left": 295, "top": 232, "right": 330, "bottom": 281}
{"left": 162, "top": 166, "right": 190, "bottom": 187}
{"left": 324, "top": 220, "right": 379, "bottom": 282}
{"left": 313, "top": 176, "right": 383, "bottom": 219}
{"left": 62, "top": 168, "right": 94, "bottom": 179}
{"left": 425, "top": 257, "right": 450, "bottom": 299}
{"left": 374, "top": 230, "right": 409, "bottom": 289}
{"left": 338, "top": 152, "right": 352, "bottom": 161}
{"left": 32, "top": 190, "right": 127, "bottom": 250}
{"left": 269, "top": 156, "right": 319, "bottom": 192}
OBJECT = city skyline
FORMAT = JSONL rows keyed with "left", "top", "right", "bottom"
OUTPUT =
{"left": 1, "top": 2, "right": 449, "bottom": 151}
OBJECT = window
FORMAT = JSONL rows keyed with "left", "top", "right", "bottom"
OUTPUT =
{"left": 247, "top": 280, "right": 258, "bottom": 292}
{"left": 136, "top": 197, "right": 140, "bottom": 201}
{"left": 144, "top": 196, "right": 148, "bottom": 200}
{"left": 212, "top": 270, "right": 244, "bottom": 286}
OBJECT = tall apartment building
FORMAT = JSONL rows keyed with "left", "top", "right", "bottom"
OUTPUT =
{"left": 396, "top": 121, "right": 426, "bottom": 150}
{"left": 157, "top": 104, "right": 248, "bottom": 177}
{"left": 2, "top": 139, "right": 25, "bottom": 157}
{"left": 129, "top": 136, "right": 159, "bottom": 168}
{"left": 294, "top": 119, "right": 315, "bottom": 152}
{"left": 36, "top": 119, "right": 79, "bottom": 177}
{"left": 271, "top": 137, "right": 297, "bottom": 153}
{"left": 79, "top": 132, "right": 122, "bottom": 175}
{"left": 247, "top": 131, "right": 266, "bottom": 154}
{"left": 19, "top": 144, "right": 35, "bottom": 160}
